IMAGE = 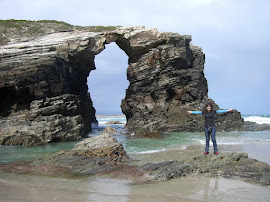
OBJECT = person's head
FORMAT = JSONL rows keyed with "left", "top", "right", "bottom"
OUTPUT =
{"left": 204, "top": 103, "right": 213, "bottom": 112}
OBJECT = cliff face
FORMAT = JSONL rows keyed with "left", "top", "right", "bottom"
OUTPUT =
{"left": 114, "top": 28, "right": 242, "bottom": 132}
{"left": 0, "top": 31, "right": 101, "bottom": 145}
{"left": 0, "top": 23, "right": 243, "bottom": 145}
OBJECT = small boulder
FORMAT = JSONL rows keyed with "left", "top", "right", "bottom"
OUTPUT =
{"left": 71, "top": 134, "right": 128, "bottom": 160}
{"left": 105, "top": 121, "right": 124, "bottom": 124}
{"left": 133, "top": 130, "right": 164, "bottom": 139}
{"left": 102, "top": 126, "right": 117, "bottom": 134}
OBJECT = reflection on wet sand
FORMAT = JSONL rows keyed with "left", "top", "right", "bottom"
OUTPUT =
{"left": 1, "top": 143, "right": 270, "bottom": 201}
{"left": 86, "top": 178, "right": 131, "bottom": 201}
{"left": 130, "top": 176, "right": 270, "bottom": 201}
{"left": 1, "top": 170, "right": 270, "bottom": 201}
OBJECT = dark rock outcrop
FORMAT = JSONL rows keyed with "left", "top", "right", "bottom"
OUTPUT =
{"left": 119, "top": 33, "right": 243, "bottom": 132}
{"left": 0, "top": 22, "right": 244, "bottom": 145}
{"left": 0, "top": 30, "right": 101, "bottom": 145}
{"left": 241, "top": 121, "right": 270, "bottom": 131}
{"left": 139, "top": 152, "right": 270, "bottom": 185}
{"left": 105, "top": 121, "right": 124, "bottom": 124}
{"left": 0, "top": 134, "right": 131, "bottom": 176}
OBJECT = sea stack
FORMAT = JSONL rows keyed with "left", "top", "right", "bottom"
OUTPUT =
{"left": 0, "top": 20, "right": 243, "bottom": 145}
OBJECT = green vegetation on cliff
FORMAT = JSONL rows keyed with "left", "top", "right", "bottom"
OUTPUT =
{"left": 0, "top": 19, "right": 117, "bottom": 45}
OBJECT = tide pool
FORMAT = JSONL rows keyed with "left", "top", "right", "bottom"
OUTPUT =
{"left": 1, "top": 115, "right": 270, "bottom": 164}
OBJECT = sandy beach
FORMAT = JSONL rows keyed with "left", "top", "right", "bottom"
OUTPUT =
{"left": 1, "top": 143, "right": 270, "bottom": 202}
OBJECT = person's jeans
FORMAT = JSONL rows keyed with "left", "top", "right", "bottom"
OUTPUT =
{"left": 204, "top": 126, "right": 218, "bottom": 153}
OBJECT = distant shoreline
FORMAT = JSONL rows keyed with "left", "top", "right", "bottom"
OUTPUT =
{"left": 96, "top": 114, "right": 125, "bottom": 117}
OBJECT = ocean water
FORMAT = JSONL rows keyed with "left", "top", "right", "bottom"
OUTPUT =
{"left": 0, "top": 115, "right": 270, "bottom": 164}
{"left": 1, "top": 114, "right": 270, "bottom": 201}
{"left": 242, "top": 114, "right": 270, "bottom": 124}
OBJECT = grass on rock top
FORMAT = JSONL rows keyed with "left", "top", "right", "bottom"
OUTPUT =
{"left": 0, "top": 19, "right": 117, "bottom": 45}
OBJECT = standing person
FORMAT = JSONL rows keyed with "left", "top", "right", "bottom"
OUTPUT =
{"left": 187, "top": 103, "right": 233, "bottom": 155}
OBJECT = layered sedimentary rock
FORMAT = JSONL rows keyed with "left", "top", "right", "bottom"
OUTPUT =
{"left": 116, "top": 27, "right": 243, "bottom": 132}
{"left": 0, "top": 31, "right": 101, "bottom": 145}
{"left": 0, "top": 24, "right": 243, "bottom": 145}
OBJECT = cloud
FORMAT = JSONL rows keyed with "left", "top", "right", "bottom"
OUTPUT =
{"left": 1, "top": 0, "right": 270, "bottom": 114}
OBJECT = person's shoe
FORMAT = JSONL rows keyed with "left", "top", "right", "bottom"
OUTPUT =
{"left": 203, "top": 152, "right": 209, "bottom": 155}
{"left": 214, "top": 152, "right": 219, "bottom": 155}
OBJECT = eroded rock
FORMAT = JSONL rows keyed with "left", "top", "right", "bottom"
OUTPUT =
{"left": 102, "top": 127, "right": 117, "bottom": 134}
{"left": 0, "top": 23, "right": 245, "bottom": 145}
{"left": 70, "top": 134, "right": 126, "bottom": 159}
{"left": 139, "top": 152, "right": 270, "bottom": 185}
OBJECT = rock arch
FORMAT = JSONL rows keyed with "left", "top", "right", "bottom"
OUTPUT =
{"left": 0, "top": 26, "right": 243, "bottom": 145}
{"left": 88, "top": 42, "right": 128, "bottom": 115}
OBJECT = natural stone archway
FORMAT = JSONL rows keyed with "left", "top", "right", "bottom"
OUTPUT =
{"left": 102, "top": 27, "right": 243, "bottom": 132}
{"left": 0, "top": 26, "right": 243, "bottom": 145}
{"left": 88, "top": 42, "right": 129, "bottom": 115}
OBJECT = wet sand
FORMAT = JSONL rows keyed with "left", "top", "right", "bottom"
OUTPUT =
{"left": 1, "top": 143, "right": 270, "bottom": 201}
{"left": 1, "top": 171, "right": 269, "bottom": 201}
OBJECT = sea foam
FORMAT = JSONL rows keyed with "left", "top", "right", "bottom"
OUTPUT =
{"left": 243, "top": 115, "right": 270, "bottom": 124}
{"left": 136, "top": 149, "right": 167, "bottom": 154}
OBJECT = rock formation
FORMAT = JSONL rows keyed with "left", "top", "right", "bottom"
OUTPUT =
{"left": 70, "top": 134, "right": 127, "bottom": 160}
{"left": 0, "top": 20, "right": 244, "bottom": 145}
{"left": 139, "top": 152, "right": 270, "bottom": 185}
{"left": 102, "top": 126, "right": 117, "bottom": 134}
{"left": 105, "top": 121, "right": 124, "bottom": 124}
{"left": 0, "top": 31, "right": 100, "bottom": 145}
{"left": 0, "top": 135, "right": 269, "bottom": 185}
{"left": 118, "top": 30, "right": 243, "bottom": 132}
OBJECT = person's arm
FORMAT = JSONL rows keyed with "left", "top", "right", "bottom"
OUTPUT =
{"left": 216, "top": 109, "right": 233, "bottom": 113}
{"left": 187, "top": 111, "right": 202, "bottom": 114}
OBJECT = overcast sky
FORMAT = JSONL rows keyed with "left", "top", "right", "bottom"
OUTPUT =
{"left": 1, "top": 0, "right": 269, "bottom": 115}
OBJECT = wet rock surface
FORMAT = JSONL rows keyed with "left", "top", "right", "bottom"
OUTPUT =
{"left": 241, "top": 121, "right": 270, "bottom": 131}
{"left": 70, "top": 134, "right": 127, "bottom": 159}
{"left": 102, "top": 127, "right": 117, "bottom": 134}
{"left": 142, "top": 152, "right": 270, "bottom": 185}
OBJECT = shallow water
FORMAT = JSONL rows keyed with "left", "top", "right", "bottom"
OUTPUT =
{"left": 1, "top": 115, "right": 270, "bottom": 201}
{"left": 1, "top": 163, "right": 270, "bottom": 201}
{"left": 1, "top": 130, "right": 270, "bottom": 164}
{"left": 1, "top": 142, "right": 270, "bottom": 201}
{"left": 2, "top": 115, "right": 270, "bottom": 164}
{"left": 0, "top": 141, "right": 78, "bottom": 164}
{"left": 130, "top": 176, "right": 270, "bottom": 202}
